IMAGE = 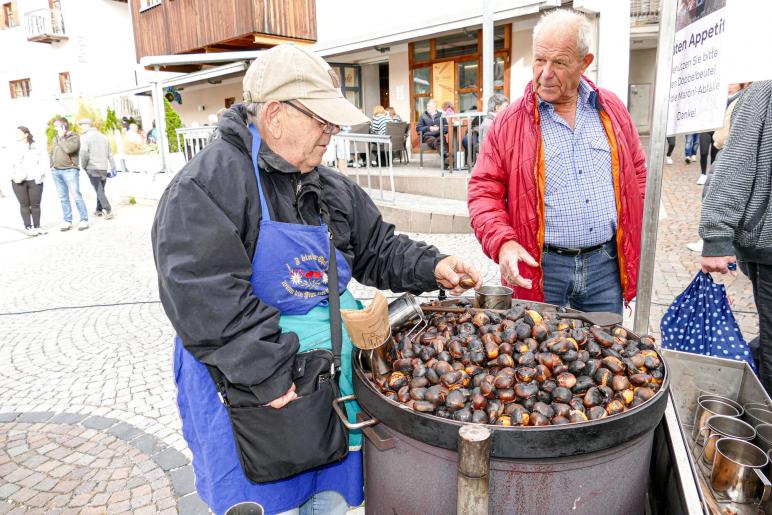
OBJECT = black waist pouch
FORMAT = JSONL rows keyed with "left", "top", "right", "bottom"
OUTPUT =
{"left": 209, "top": 349, "right": 349, "bottom": 483}
{"left": 206, "top": 220, "right": 350, "bottom": 483}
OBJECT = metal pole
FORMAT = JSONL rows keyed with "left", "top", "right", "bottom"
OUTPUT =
{"left": 152, "top": 66, "right": 169, "bottom": 173}
{"left": 633, "top": 0, "right": 678, "bottom": 335}
{"left": 457, "top": 424, "right": 491, "bottom": 515}
{"left": 482, "top": 0, "right": 494, "bottom": 108}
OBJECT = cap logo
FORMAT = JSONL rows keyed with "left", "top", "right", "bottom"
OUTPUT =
{"left": 328, "top": 69, "right": 340, "bottom": 89}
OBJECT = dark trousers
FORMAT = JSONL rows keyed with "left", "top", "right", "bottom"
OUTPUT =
{"left": 666, "top": 137, "right": 676, "bottom": 157}
{"left": 11, "top": 180, "right": 43, "bottom": 228}
{"left": 88, "top": 174, "right": 111, "bottom": 213}
{"left": 747, "top": 262, "right": 772, "bottom": 394}
{"left": 424, "top": 135, "right": 449, "bottom": 158}
{"left": 699, "top": 132, "right": 719, "bottom": 175}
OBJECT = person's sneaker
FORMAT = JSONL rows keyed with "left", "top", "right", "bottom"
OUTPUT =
{"left": 60, "top": 222, "right": 72, "bottom": 232}
{"left": 666, "top": 156, "right": 673, "bottom": 165}
{"left": 690, "top": 155, "right": 698, "bottom": 162}
{"left": 104, "top": 211, "right": 114, "bottom": 220}
{"left": 687, "top": 240, "right": 704, "bottom": 253}
{"left": 697, "top": 174, "right": 707, "bottom": 185}
{"left": 78, "top": 221, "right": 90, "bottom": 231}
{"left": 25, "top": 226, "right": 37, "bottom": 237}
{"left": 35, "top": 227, "right": 47, "bottom": 235}
{"left": 93, "top": 210, "right": 104, "bottom": 217}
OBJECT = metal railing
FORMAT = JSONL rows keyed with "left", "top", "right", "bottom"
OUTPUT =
{"left": 439, "top": 111, "right": 485, "bottom": 175}
{"left": 176, "top": 126, "right": 217, "bottom": 162}
{"left": 24, "top": 7, "right": 65, "bottom": 39}
{"left": 331, "top": 133, "right": 395, "bottom": 203}
{"left": 631, "top": 0, "right": 660, "bottom": 26}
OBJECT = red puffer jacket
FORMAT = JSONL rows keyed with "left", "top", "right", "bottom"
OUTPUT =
{"left": 468, "top": 78, "right": 647, "bottom": 304}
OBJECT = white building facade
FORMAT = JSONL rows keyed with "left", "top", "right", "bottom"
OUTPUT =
{"left": 0, "top": 0, "right": 154, "bottom": 143}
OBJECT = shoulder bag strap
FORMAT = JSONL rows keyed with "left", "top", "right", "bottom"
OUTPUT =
{"left": 324, "top": 208, "right": 343, "bottom": 374}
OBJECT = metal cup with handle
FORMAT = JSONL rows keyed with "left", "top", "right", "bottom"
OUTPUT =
{"left": 692, "top": 398, "right": 741, "bottom": 445}
{"left": 697, "top": 415, "right": 756, "bottom": 467}
{"left": 711, "top": 437, "right": 772, "bottom": 505}
{"left": 745, "top": 407, "right": 772, "bottom": 429}
{"left": 697, "top": 392, "right": 744, "bottom": 417}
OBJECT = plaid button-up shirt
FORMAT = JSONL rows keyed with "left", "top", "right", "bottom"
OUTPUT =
{"left": 539, "top": 79, "right": 617, "bottom": 248}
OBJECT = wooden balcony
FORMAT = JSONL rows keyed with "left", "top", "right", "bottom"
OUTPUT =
{"left": 130, "top": 0, "right": 317, "bottom": 71}
{"left": 24, "top": 8, "right": 68, "bottom": 43}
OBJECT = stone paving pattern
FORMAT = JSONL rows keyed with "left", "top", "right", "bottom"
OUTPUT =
{"left": 0, "top": 144, "right": 759, "bottom": 511}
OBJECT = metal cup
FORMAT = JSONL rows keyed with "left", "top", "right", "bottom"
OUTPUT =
{"left": 745, "top": 408, "right": 772, "bottom": 429}
{"left": 698, "top": 393, "right": 744, "bottom": 418}
{"left": 756, "top": 424, "right": 772, "bottom": 455}
{"left": 692, "top": 399, "right": 740, "bottom": 445}
{"left": 387, "top": 293, "right": 424, "bottom": 331}
{"left": 225, "top": 502, "right": 265, "bottom": 515}
{"left": 711, "top": 437, "right": 772, "bottom": 505}
{"left": 474, "top": 285, "right": 513, "bottom": 310}
{"left": 698, "top": 415, "right": 756, "bottom": 466}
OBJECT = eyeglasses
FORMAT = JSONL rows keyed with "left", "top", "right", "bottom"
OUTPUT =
{"left": 283, "top": 101, "right": 340, "bottom": 134}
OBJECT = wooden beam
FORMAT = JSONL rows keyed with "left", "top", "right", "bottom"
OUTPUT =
{"left": 252, "top": 33, "right": 314, "bottom": 46}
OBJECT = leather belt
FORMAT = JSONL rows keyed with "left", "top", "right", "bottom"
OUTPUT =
{"left": 543, "top": 242, "right": 607, "bottom": 256}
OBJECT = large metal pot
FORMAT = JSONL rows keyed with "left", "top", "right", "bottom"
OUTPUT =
{"left": 351, "top": 299, "right": 670, "bottom": 514}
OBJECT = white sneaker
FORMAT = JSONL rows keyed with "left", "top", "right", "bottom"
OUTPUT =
{"left": 78, "top": 221, "right": 90, "bottom": 231}
{"left": 60, "top": 222, "right": 72, "bottom": 232}
{"left": 687, "top": 240, "right": 704, "bottom": 253}
{"left": 35, "top": 227, "right": 47, "bottom": 235}
{"left": 690, "top": 155, "right": 698, "bottom": 162}
{"left": 666, "top": 156, "right": 673, "bottom": 165}
{"left": 696, "top": 174, "right": 707, "bottom": 185}
{"left": 25, "top": 226, "right": 37, "bottom": 237}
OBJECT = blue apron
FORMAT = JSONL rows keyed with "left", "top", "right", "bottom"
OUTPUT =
{"left": 173, "top": 125, "right": 364, "bottom": 514}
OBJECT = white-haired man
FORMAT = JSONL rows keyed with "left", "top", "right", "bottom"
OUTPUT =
{"left": 152, "top": 44, "right": 481, "bottom": 514}
{"left": 468, "top": 9, "right": 647, "bottom": 315}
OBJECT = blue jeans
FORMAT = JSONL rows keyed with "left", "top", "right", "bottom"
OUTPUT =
{"left": 276, "top": 490, "right": 349, "bottom": 515}
{"left": 684, "top": 133, "right": 699, "bottom": 158}
{"left": 542, "top": 240, "right": 623, "bottom": 315}
{"left": 51, "top": 168, "right": 88, "bottom": 223}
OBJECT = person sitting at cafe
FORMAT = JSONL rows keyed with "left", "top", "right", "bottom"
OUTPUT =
{"left": 416, "top": 99, "right": 449, "bottom": 161}
{"left": 370, "top": 105, "right": 391, "bottom": 135}
{"left": 386, "top": 106, "right": 402, "bottom": 122}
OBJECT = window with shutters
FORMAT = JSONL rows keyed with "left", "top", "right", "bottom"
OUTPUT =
{"left": 2, "top": 2, "right": 19, "bottom": 29}
{"left": 59, "top": 72, "right": 71, "bottom": 94}
{"left": 9, "top": 78, "right": 31, "bottom": 98}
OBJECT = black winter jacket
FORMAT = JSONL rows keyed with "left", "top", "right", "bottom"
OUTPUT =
{"left": 152, "top": 105, "right": 444, "bottom": 403}
{"left": 416, "top": 110, "right": 447, "bottom": 138}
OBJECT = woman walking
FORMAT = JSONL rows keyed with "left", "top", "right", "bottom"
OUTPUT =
{"left": 11, "top": 127, "right": 46, "bottom": 236}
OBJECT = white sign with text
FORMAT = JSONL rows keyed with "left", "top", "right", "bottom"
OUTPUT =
{"left": 667, "top": 4, "right": 729, "bottom": 136}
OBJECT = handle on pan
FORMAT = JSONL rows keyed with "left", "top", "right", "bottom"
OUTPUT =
{"left": 333, "top": 394, "right": 378, "bottom": 429}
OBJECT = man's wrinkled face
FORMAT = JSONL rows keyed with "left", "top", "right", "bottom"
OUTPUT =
{"left": 282, "top": 103, "right": 336, "bottom": 173}
{"left": 532, "top": 30, "right": 592, "bottom": 104}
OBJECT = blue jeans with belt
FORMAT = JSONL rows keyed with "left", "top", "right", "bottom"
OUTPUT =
{"left": 542, "top": 240, "right": 623, "bottom": 315}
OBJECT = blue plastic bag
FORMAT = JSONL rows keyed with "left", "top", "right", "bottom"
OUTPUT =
{"left": 660, "top": 271, "right": 756, "bottom": 371}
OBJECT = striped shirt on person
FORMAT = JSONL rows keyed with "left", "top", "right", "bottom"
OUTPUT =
{"left": 370, "top": 114, "right": 391, "bottom": 135}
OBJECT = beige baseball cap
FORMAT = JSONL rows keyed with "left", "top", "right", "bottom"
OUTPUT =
{"left": 243, "top": 44, "right": 369, "bottom": 127}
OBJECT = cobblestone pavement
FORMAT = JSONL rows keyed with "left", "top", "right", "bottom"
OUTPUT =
{"left": 0, "top": 149, "right": 759, "bottom": 512}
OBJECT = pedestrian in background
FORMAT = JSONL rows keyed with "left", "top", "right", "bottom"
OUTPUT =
{"left": 665, "top": 136, "right": 676, "bottom": 165}
{"left": 50, "top": 117, "right": 88, "bottom": 231}
{"left": 79, "top": 118, "right": 115, "bottom": 220}
{"left": 11, "top": 126, "right": 46, "bottom": 236}
{"left": 684, "top": 133, "right": 698, "bottom": 164}
{"left": 699, "top": 81, "right": 772, "bottom": 394}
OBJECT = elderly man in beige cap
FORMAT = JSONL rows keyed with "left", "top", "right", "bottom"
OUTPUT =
{"left": 152, "top": 44, "right": 481, "bottom": 514}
